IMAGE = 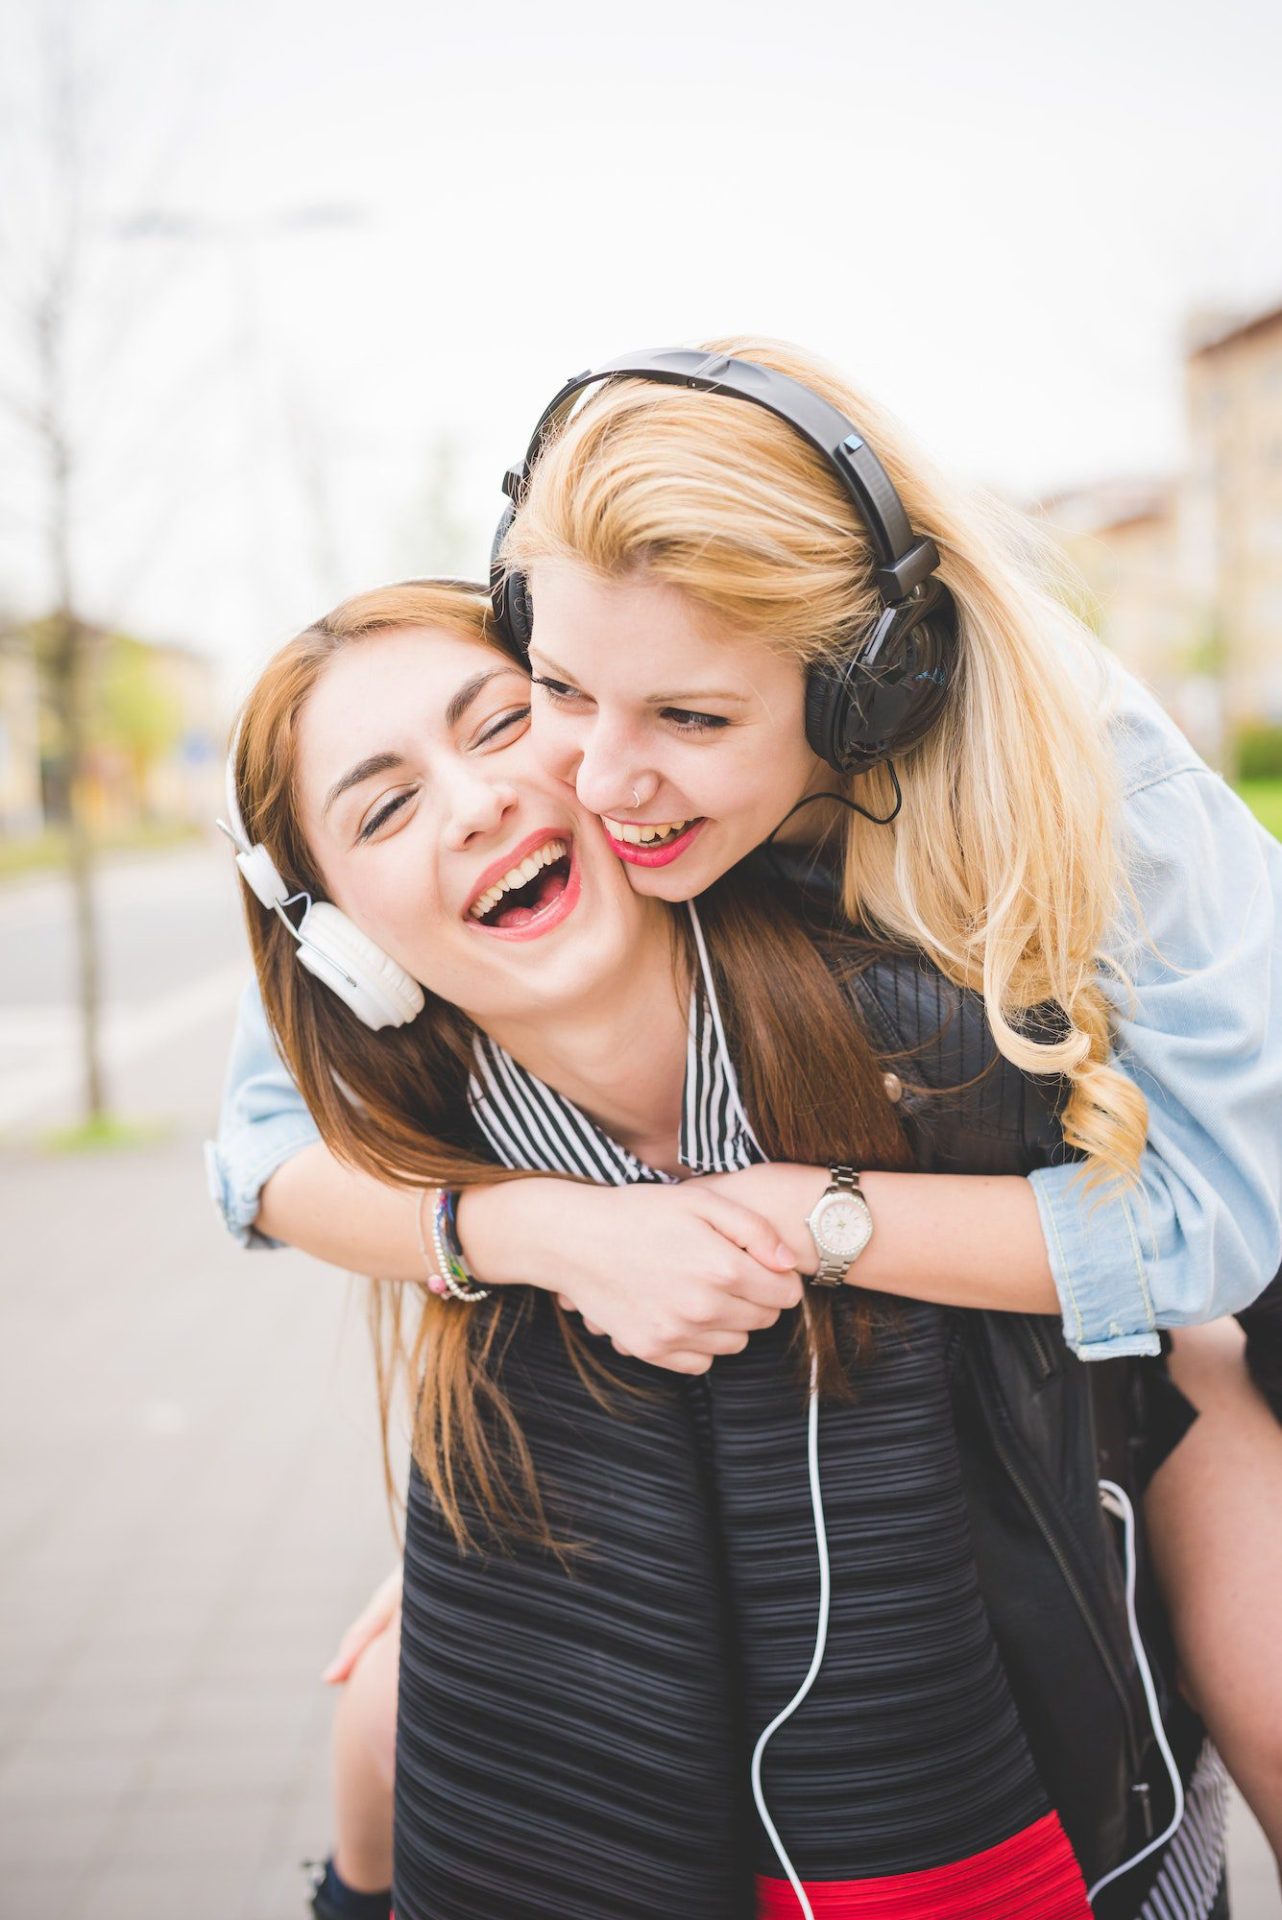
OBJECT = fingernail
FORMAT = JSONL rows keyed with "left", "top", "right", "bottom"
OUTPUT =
{"left": 775, "top": 1241, "right": 795, "bottom": 1267}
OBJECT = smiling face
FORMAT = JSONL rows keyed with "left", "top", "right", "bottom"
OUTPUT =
{"left": 525, "top": 559, "right": 835, "bottom": 900}
{"left": 293, "top": 623, "right": 654, "bottom": 1030}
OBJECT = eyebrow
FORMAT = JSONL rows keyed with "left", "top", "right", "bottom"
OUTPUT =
{"left": 322, "top": 751, "right": 403, "bottom": 818}
{"left": 446, "top": 667, "right": 512, "bottom": 728}
{"left": 648, "top": 689, "right": 752, "bottom": 707}
{"left": 321, "top": 669, "right": 520, "bottom": 818}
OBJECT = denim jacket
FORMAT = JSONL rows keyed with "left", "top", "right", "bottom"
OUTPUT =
{"left": 206, "top": 662, "right": 1282, "bottom": 1362}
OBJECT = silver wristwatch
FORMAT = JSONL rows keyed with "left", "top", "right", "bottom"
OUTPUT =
{"left": 804, "top": 1166, "right": 873, "bottom": 1287}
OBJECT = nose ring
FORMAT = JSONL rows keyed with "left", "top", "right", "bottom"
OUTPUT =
{"left": 631, "top": 786, "right": 641, "bottom": 809}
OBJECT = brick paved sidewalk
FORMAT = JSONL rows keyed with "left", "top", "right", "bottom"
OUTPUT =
{"left": 0, "top": 1117, "right": 398, "bottom": 1920}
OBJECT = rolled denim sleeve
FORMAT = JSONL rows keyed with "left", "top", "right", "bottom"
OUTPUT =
{"left": 1031, "top": 739, "right": 1282, "bottom": 1359}
{"left": 204, "top": 982, "right": 320, "bottom": 1249}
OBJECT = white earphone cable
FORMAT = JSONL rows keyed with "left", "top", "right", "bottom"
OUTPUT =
{"left": 685, "top": 901, "right": 768, "bottom": 1160}
{"left": 750, "top": 1367, "right": 828, "bottom": 1920}
{"left": 1086, "top": 1478, "right": 1185, "bottom": 1904}
{"left": 687, "top": 896, "right": 824, "bottom": 1911}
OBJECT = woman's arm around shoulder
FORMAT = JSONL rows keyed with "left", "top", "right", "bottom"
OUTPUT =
{"left": 205, "top": 984, "right": 805, "bottom": 1358}
{"left": 205, "top": 981, "right": 324, "bottom": 1248}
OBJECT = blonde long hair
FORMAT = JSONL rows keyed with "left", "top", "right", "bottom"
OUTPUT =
{"left": 502, "top": 336, "right": 1147, "bottom": 1187}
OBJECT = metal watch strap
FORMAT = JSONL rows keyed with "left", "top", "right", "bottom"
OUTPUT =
{"left": 810, "top": 1165, "right": 865, "bottom": 1288}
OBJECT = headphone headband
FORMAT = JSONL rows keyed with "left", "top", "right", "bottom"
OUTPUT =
{"left": 220, "top": 723, "right": 250, "bottom": 855}
{"left": 504, "top": 348, "right": 940, "bottom": 602}
{"left": 215, "top": 720, "right": 295, "bottom": 913}
{"left": 492, "top": 345, "right": 959, "bottom": 776}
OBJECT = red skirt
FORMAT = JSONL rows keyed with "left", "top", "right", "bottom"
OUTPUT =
{"left": 755, "top": 1812, "right": 1090, "bottom": 1919}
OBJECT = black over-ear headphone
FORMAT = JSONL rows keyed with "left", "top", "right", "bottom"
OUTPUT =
{"left": 489, "top": 348, "right": 959, "bottom": 775}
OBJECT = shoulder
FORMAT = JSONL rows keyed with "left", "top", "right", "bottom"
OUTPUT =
{"left": 835, "top": 941, "right": 1068, "bottom": 1169}
{"left": 748, "top": 858, "right": 1068, "bottom": 1157}
{"left": 1097, "top": 667, "right": 1281, "bottom": 963}
{"left": 1100, "top": 658, "right": 1205, "bottom": 799}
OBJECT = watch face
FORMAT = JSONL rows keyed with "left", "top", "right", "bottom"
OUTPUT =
{"left": 816, "top": 1194, "right": 872, "bottom": 1261}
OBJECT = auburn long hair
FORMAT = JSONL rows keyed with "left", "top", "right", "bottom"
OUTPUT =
{"left": 232, "top": 580, "right": 910, "bottom": 1550}
{"left": 501, "top": 336, "right": 1149, "bottom": 1196}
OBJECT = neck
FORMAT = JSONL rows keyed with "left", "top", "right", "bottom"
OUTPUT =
{"left": 480, "top": 908, "right": 690, "bottom": 1171}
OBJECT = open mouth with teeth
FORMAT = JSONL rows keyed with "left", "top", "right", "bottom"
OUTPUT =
{"left": 600, "top": 815, "right": 707, "bottom": 867}
{"left": 466, "top": 835, "right": 576, "bottom": 936}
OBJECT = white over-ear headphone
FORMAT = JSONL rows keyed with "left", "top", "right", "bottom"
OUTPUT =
{"left": 217, "top": 729, "right": 425, "bottom": 1033}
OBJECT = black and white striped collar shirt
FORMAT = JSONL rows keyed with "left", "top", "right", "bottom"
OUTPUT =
{"left": 467, "top": 905, "right": 765, "bottom": 1184}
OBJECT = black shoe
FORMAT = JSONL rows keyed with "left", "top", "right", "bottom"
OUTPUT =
{"left": 303, "top": 1859, "right": 341, "bottom": 1920}
{"left": 303, "top": 1857, "right": 392, "bottom": 1920}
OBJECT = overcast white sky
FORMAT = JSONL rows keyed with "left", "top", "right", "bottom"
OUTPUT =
{"left": 2, "top": 0, "right": 1280, "bottom": 691}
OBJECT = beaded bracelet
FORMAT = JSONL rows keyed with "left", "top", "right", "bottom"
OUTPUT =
{"left": 420, "top": 1187, "right": 490, "bottom": 1303}
{"left": 414, "top": 1189, "right": 449, "bottom": 1296}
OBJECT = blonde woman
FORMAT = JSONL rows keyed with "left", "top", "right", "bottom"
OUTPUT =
{"left": 211, "top": 348, "right": 1282, "bottom": 1901}
{"left": 493, "top": 338, "right": 1282, "bottom": 1854}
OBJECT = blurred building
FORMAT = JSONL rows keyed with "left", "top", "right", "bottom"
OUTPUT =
{"left": 1038, "top": 477, "right": 1222, "bottom": 757}
{"left": 0, "top": 619, "right": 222, "bottom": 841}
{"left": 1038, "top": 294, "right": 1282, "bottom": 763}
{"left": 94, "top": 634, "right": 224, "bottom": 828}
{"left": 1186, "top": 301, "right": 1282, "bottom": 727}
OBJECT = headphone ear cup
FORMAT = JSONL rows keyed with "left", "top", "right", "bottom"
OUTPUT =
{"left": 294, "top": 902, "right": 425, "bottom": 1031}
{"left": 490, "top": 502, "right": 534, "bottom": 661}
{"left": 805, "top": 585, "right": 959, "bottom": 774}
{"left": 804, "top": 655, "right": 847, "bottom": 773}
{"left": 505, "top": 570, "right": 534, "bottom": 659}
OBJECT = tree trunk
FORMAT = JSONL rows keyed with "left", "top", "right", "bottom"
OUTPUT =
{"left": 49, "top": 611, "right": 106, "bottom": 1121}
{"left": 20, "top": 6, "right": 109, "bottom": 1125}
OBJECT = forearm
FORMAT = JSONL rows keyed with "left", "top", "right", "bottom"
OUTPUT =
{"left": 257, "top": 1147, "right": 568, "bottom": 1290}
{"left": 454, "top": 1177, "right": 578, "bottom": 1291}
{"left": 857, "top": 1171, "right": 1057, "bottom": 1312}
{"left": 256, "top": 1145, "right": 426, "bottom": 1280}
{"left": 708, "top": 1165, "right": 1058, "bottom": 1314}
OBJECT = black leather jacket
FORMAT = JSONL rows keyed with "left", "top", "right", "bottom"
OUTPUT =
{"left": 824, "top": 923, "right": 1200, "bottom": 1904}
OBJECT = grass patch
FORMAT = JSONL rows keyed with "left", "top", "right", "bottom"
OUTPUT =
{"left": 1236, "top": 778, "right": 1282, "bottom": 842}
{"left": 0, "top": 820, "right": 201, "bottom": 883}
{"left": 40, "top": 1114, "right": 173, "bottom": 1155}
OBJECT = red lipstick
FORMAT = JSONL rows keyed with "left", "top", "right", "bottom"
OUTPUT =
{"left": 602, "top": 818, "right": 707, "bottom": 868}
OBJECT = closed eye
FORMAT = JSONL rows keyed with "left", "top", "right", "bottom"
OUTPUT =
{"left": 474, "top": 703, "right": 532, "bottom": 748}
{"left": 358, "top": 789, "right": 415, "bottom": 842}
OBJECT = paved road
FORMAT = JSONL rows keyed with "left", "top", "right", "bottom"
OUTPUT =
{"left": 0, "top": 840, "right": 249, "bottom": 1135}
{"left": 0, "top": 845, "right": 1277, "bottom": 1917}
{"left": 2, "top": 843, "right": 397, "bottom": 1919}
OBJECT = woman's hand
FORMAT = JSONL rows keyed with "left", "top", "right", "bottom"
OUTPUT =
{"left": 320, "top": 1565, "right": 404, "bottom": 1684}
{"left": 458, "top": 1179, "right": 805, "bottom": 1374}
{"left": 700, "top": 1164, "right": 827, "bottom": 1262}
